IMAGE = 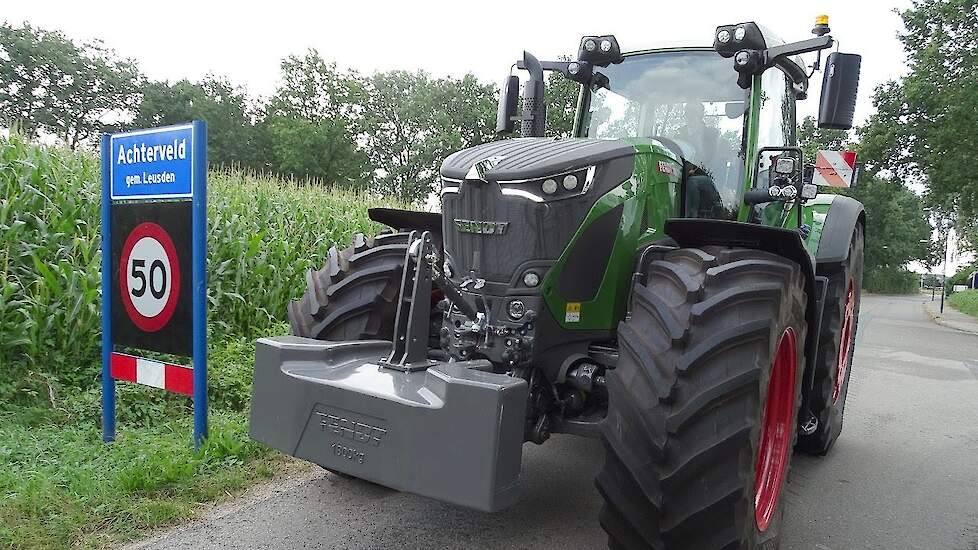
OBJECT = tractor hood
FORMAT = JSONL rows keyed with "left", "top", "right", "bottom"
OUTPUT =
{"left": 440, "top": 137, "right": 635, "bottom": 182}
{"left": 437, "top": 137, "right": 639, "bottom": 294}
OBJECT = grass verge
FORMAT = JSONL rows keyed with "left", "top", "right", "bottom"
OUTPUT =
{"left": 0, "top": 410, "right": 284, "bottom": 549}
{"left": 0, "top": 333, "right": 294, "bottom": 550}
{"left": 949, "top": 290, "right": 978, "bottom": 318}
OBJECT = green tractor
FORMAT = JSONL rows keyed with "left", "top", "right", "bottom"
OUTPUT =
{"left": 250, "top": 16, "right": 864, "bottom": 550}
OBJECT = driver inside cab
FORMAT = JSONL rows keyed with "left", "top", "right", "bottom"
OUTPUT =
{"left": 674, "top": 102, "right": 724, "bottom": 218}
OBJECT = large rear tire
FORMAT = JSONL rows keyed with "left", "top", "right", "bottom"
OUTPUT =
{"left": 598, "top": 247, "right": 807, "bottom": 550}
{"left": 797, "top": 224, "right": 864, "bottom": 455}
{"left": 288, "top": 232, "right": 410, "bottom": 341}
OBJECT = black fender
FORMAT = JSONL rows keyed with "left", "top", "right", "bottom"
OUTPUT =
{"left": 814, "top": 195, "right": 865, "bottom": 267}
{"left": 662, "top": 218, "right": 824, "bottom": 430}
{"left": 369, "top": 208, "right": 443, "bottom": 240}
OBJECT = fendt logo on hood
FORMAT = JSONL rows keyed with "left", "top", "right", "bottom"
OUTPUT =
{"left": 453, "top": 218, "right": 510, "bottom": 235}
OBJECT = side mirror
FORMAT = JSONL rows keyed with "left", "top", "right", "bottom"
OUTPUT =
{"left": 495, "top": 75, "right": 520, "bottom": 134}
{"left": 818, "top": 52, "right": 861, "bottom": 129}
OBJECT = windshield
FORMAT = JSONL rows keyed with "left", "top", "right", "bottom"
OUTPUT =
{"left": 580, "top": 50, "right": 749, "bottom": 219}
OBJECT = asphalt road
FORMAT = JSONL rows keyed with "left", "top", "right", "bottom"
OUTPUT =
{"left": 130, "top": 294, "right": 978, "bottom": 550}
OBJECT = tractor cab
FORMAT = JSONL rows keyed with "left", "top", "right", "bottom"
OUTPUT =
{"left": 576, "top": 47, "right": 749, "bottom": 220}
{"left": 496, "top": 20, "right": 861, "bottom": 223}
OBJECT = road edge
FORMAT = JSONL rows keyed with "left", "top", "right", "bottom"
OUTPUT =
{"left": 922, "top": 300, "right": 978, "bottom": 335}
{"left": 119, "top": 459, "right": 321, "bottom": 549}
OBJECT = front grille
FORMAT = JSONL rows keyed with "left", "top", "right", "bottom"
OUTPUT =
{"left": 442, "top": 180, "right": 594, "bottom": 284}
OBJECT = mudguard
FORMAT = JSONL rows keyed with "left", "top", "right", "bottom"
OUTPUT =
{"left": 814, "top": 195, "right": 865, "bottom": 266}
{"left": 369, "top": 207, "right": 442, "bottom": 235}
{"left": 663, "top": 218, "right": 817, "bottom": 302}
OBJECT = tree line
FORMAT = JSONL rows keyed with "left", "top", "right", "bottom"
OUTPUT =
{"left": 0, "top": 23, "right": 581, "bottom": 203}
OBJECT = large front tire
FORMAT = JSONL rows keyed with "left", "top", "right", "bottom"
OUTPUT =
{"left": 288, "top": 232, "right": 410, "bottom": 341}
{"left": 598, "top": 247, "right": 807, "bottom": 550}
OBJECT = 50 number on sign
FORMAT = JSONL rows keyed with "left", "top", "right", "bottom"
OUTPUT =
{"left": 120, "top": 222, "right": 181, "bottom": 332}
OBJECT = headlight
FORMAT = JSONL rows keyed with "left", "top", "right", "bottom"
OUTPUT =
{"left": 734, "top": 26, "right": 746, "bottom": 41}
{"left": 498, "top": 166, "right": 596, "bottom": 203}
{"left": 717, "top": 29, "right": 731, "bottom": 43}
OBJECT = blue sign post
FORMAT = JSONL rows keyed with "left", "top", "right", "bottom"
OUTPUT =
{"left": 101, "top": 121, "right": 208, "bottom": 448}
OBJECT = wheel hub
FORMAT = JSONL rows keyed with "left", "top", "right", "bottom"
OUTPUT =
{"left": 833, "top": 280, "right": 856, "bottom": 403}
{"left": 754, "top": 328, "right": 797, "bottom": 532}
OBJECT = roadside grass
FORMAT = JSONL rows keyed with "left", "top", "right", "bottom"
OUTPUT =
{"left": 0, "top": 409, "right": 284, "bottom": 550}
{"left": 948, "top": 290, "right": 978, "bottom": 318}
{"left": 0, "top": 331, "right": 296, "bottom": 550}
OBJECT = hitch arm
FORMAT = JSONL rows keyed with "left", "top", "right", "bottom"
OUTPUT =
{"left": 380, "top": 231, "right": 436, "bottom": 372}
{"left": 433, "top": 269, "right": 479, "bottom": 321}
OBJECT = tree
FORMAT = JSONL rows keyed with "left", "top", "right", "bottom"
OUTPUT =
{"left": 858, "top": 0, "right": 978, "bottom": 217}
{"left": 799, "top": 117, "right": 931, "bottom": 293}
{"left": 265, "top": 50, "right": 361, "bottom": 124}
{"left": 264, "top": 116, "right": 368, "bottom": 185}
{"left": 358, "top": 70, "right": 496, "bottom": 202}
{"left": 848, "top": 175, "right": 931, "bottom": 275}
{"left": 796, "top": 116, "right": 850, "bottom": 160}
{"left": 0, "top": 23, "right": 140, "bottom": 148}
{"left": 132, "top": 77, "right": 262, "bottom": 169}
{"left": 262, "top": 50, "right": 367, "bottom": 183}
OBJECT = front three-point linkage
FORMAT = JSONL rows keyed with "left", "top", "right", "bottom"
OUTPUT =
{"left": 379, "top": 231, "right": 480, "bottom": 372}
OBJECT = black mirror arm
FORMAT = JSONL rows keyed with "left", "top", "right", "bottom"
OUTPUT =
{"left": 765, "top": 35, "right": 834, "bottom": 60}
{"left": 764, "top": 36, "right": 834, "bottom": 99}
{"left": 517, "top": 60, "right": 567, "bottom": 73}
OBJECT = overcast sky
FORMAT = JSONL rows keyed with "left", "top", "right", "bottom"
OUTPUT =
{"left": 6, "top": 1, "right": 910, "bottom": 125}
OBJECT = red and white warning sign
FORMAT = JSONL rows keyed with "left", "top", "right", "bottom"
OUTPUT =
{"left": 110, "top": 352, "right": 193, "bottom": 396}
{"left": 119, "top": 222, "right": 181, "bottom": 332}
{"left": 813, "top": 150, "right": 857, "bottom": 188}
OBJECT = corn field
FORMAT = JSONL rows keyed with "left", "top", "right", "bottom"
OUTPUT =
{"left": 0, "top": 134, "right": 401, "bottom": 397}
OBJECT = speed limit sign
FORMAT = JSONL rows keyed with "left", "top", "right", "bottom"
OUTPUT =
{"left": 119, "top": 222, "right": 181, "bottom": 332}
{"left": 111, "top": 202, "right": 192, "bottom": 356}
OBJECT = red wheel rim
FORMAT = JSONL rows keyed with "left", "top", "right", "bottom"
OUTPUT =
{"left": 833, "top": 280, "right": 856, "bottom": 404}
{"left": 754, "top": 328, "right": 797, "bottom": 532}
